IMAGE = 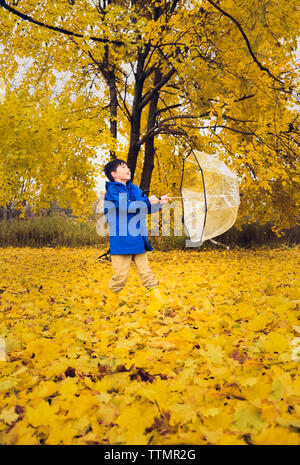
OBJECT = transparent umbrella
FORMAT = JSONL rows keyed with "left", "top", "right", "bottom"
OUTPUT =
{"left": 172, "top": 149, "right": 240, "bottom": 248}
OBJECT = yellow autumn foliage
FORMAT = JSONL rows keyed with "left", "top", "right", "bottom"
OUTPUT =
{"left": 0, "top": 0, "right": 299, "bottom": 232}
{"left": 0, "top": 245, "right": 299, "bottom": 445}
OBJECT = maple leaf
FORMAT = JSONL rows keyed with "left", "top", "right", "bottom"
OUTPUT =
{"left": 0, "top": 379, "right": 18, "bottom": 393}
{"left": 129, "top": 368, "right": 159, "bottom": 383}
{"left": 59, "top": 378, "right": 78, "bottom": 400}
{"left": 263, "top": 332, "right": 290, "bottom": 353}
{"left": 46, "top": 421, "right": 75, "bottom": 445}
{"left": 0, "top": 407, "right": 18, "bottom": 425}
{"left": 229, "top": 349, "right": 248, "bottom": 364}
{"left": 26, "top": 400, "right": 59, "bottom": 427}
{"left": 168, "top": 403, "right": 197, "bottom": 425}
{"left": 234, "top": 408, "right": 266, "bottom": 432}
{"left": 145, "top": 411, "right": 177, "bottom": 436}
{"left": 252, "top": 426, "right": 300, "bottom": 445}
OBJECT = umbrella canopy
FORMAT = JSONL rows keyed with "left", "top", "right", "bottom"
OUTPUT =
{"left": 180, "top": 150, "right": 240, "bottom": 246}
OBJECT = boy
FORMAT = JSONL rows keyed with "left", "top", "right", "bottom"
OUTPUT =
{"left": 103, "top": 158, "right": 170, "bottom": 313}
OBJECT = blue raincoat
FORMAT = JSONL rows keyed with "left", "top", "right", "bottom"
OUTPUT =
{"left": 104, "top": 180, "right": 162, "bottom": 255}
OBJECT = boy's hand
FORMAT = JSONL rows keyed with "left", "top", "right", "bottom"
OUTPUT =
{"left": 159, "top": 193, "right": 171, "bottom": 204}
{"left": 148, "top": 195, "right": 160, "bottom": 205}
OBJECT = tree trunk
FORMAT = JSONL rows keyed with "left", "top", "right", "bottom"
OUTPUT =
{"left": 108, "top": 71, "right": 117, "bottom": 159}
{"left": 131, "top": 5, "right": 163, "bottom": 186}
{"left": 126, "top": 47, "right": 150, "bottom": 178}
{"left": 140, "top": 66, "right": 163, "bottom": 193}
{"left": 99, "top": 44, "right": 118, "bottom": 160}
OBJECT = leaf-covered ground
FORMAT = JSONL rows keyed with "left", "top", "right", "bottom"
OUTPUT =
{"left": 0, "top": 246, "right": 299, "bottom": 445}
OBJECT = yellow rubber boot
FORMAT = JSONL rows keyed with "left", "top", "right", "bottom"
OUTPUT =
{"left": 148, "top": 286, "right": 168, "bottom": 313}
{"left": 104, "top": 287, "right": 120, "bottom": 311}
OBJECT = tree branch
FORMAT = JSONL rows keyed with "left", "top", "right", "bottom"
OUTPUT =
{"left": 170, "top": 0, "right": 180, "bottom": 15}
{"left": 142, "top": 63, "right": 157, "bottom": 81}
{"left": 139, "top": 67, "right": 177, "bottom": 109}
{"left": 159, "top": 112, "right": 210, "bottom": 124}
{"left": 181, "top": 123, "right": 255, "bottom": 136}
{"left": 206, "top": 0, "right": 285, "bottom": 86}
{"left": 155, "top": 103, "right": 182, "bottom": 115}
{"left": 0, "top": 0, "right": 127, "bottom": 46}
{"left": 115, "top": 84, "right": 132, "bottom": 121}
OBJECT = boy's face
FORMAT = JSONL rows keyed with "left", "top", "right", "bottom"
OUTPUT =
{"left": 111, "top": 163, "right": 131, "bottom": 183}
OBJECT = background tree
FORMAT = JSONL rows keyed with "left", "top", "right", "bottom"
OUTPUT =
{"left": 0, "top": 0, "right": 299, "bottom": 234}
{"left": 0, "top": 84, "right": 108, "bottom": 218}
